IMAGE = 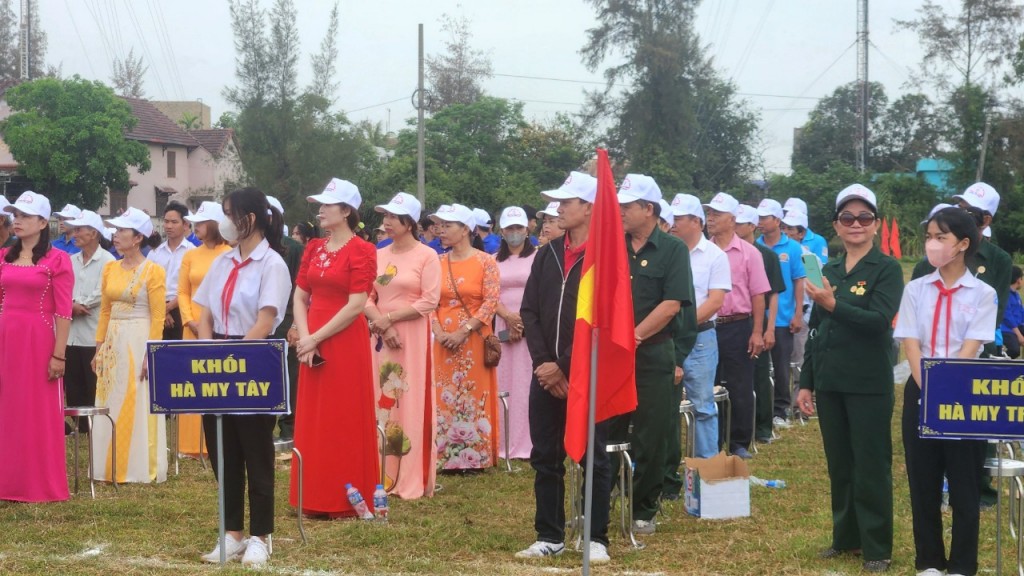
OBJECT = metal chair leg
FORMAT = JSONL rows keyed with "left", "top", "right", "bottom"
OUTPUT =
{"left": 87, "top": 416, "right": 96, "bottom": 499}
{"left": 621, "top": 451, "right": 642, "bottom": 549}
{"left": 294, "top": 447, "right": 306, "bottom": 544}
{"left": 105, "top": 413, "right": 117, "bottom": 492}
{"left": 376, "top": 424, "right": 386, "bottom": 486}
{"left": 498, "top": 392, "right": 511, "bottom": 472}
{"left": 72, "top": 417, "right": 81, "bottom": 495}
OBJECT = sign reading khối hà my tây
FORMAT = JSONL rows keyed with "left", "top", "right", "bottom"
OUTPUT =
{"left": 920, "top": 358, "right": 1024, "bottom": 441}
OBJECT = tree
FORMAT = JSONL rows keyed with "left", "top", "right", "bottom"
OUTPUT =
{"left": 267, "top": 0, "right": 299, "bottom": 108}
{"left": 580, "top": 0, "right": 759, "bottom": 191}
{"left": 874, "top": 93, "right": 945, "bottom": 173}
{"left": 223, "top": 0, "right": 269, "bottom": 110}
{"left": 178, "top": 111, "right": 201, "bottom": 131}
{"left": 308, "top": 2, "right": 339, "bottom": 103}
{"left": 424, "top": 14, "right": 493, "bottom": 113}
{"left": 0, "top": 76, "right": 151, "bottom": 209}
{"left": 110, "top": 48, "right": 147, "bottom": 98}
{"left": 0, "top": 0, "right": 17, "bottom": 80}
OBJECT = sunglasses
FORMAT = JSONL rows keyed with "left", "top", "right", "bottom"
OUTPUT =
{"left": 837, "top": 212, "right": 877, "bottom": 227}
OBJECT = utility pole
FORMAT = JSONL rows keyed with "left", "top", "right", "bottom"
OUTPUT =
{"left": 19, "top": 0, "right": 29, "bottom": 80}
{"left": 976, "top": 113, "right": 992, "bottom": 182}
{"left": 416, "top": 23, "right": 426, "bottom": 205}
{"left": 855, "top": 0, "right": 868, "bottom": 173}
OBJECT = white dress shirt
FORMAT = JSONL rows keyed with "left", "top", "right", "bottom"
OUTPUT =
{"left": 689, "top": 235, "right": 732, "bottom": 321}
{"left": 146, "top": 238, "right": 194, "bottom": 300}
{"left": 894, "top": 268, "right": 997, "bottom": 358}
{"left": 193, "top": 238, "right": 292, "bottom": 337}
{"left": 68, "top": 247, "right": 117, "bottom": 346}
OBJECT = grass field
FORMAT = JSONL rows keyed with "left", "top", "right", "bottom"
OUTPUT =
{"left": 0, "top": 387, "right": 1020, "bottom": 576}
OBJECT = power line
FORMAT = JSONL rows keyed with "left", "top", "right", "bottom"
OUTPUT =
{"left": 762, "top": 40, "right": 856, "bottom": 130}
{"left": 344, "top": 97, "right": 407, "bottom": 115}
{"left": 122, "top": 0, "right": 168, "bottom": 98}
{"left": 63, "top": 0, "right": 96, "bottom": 77}
{"left": 145, "top": 0, "right": 186, "bottom": 99}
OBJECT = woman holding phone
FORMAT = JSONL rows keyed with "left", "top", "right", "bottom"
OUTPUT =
{"left": 796, "top": 184, "right": 904, "bottom": 573}
{"left": 291, "top": 178, "right": 379, "bottom": 517}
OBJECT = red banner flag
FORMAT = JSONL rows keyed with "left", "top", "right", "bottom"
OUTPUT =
{"left": 564, "top": 149, "right": 637, "bottom": 463}
{"left": 890, "top": 217, "right": 902, "bottom": 259}
{"left": 880, "top": 217, "right": 891, "bottom": 255}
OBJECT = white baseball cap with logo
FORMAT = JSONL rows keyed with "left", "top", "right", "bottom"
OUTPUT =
{"left": 5, "top": 191, "right": 52, "bottom": 220}
{"left": 703, "top": 192, "right": 739, "bottom": 216}
{"left": 375, "top": 192, "right": 422, "bottom": 222}
{"left": 430, "top": 203, "right": 476, "bottom": 228}
{"left": 307, "top": 177, "right": 362, "bottom": 209}
{"left": 735, "top": 204, "right": 759, "bottom": 225}
{"left": 921, "top": 202, "right": 953, "bottom": 225}
{"left": 471, "top": 208, "right": 492, "bottom": 229}
{"left": 954, "top": 182, "right": 1000, "bottom": 216}
{"left": 658, "top": 199, "right": 673, "bottom": 226}
{"left": 53, "top": 203, "right": 83, "bottom": 220}
{"left": 756, "top": 199, "right": 784, "bottom": 220}
{"left": 537, "top": 201, "right": 560, "bottom": 219}
{"left": 782, "top": 210, "right": 809, "bottom": 229}
{"left": 543, "top": 171, "right": 598, "bottom": 203}
{"left": 499, "top": 206, "right": 529, "bottom": 229}
{"left": 783, "top": 198, "right": 808, "bottom": 215}
{"left": 106, "top": 206, "right": 154, "bottom": 237}
{"left": 670, "top": 193, "right": 706, "bottom": 222}
{"left": 617, "top": 173, "right": 662, "bottom": 204}
{"left": 835, "top": 184, "right": 877, "bottom": 212}
{"left": 66, "top": 210, "right": 112, "bottom": 241}
{"left": 186, "top": 201, "right": 226, "bottom": 224}
{"left": 266, "top": 195, "right": 285, "bottom": 215}
{"left": 0, "top": 196, "right": 10, "bottom": 222}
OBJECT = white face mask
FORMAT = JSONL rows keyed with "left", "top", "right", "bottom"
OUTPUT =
{"left": 220, "top": 218, "right": 239, "bottom": 244}
{"left": 505, "top": 232, "right": 527, "bottom": 248}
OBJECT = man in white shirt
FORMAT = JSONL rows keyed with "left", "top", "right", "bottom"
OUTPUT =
{"left": 669, "top": 194, "right": 731, "bottom": 458}
{"left": 63, "top": 210, "right": 116, "bottom": 433}
{"left": 147, "top": 201, "right": 194, "bottom": 340}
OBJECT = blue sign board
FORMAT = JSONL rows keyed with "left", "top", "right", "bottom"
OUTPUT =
{"left": 147, "top": 340, "right": 290, "bottom": 415}
{"left": 920, "top": 358, "right": 1024, "bottom": 441}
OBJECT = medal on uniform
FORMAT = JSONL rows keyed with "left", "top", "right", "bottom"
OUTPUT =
{"left": 641, "top": 259, "right": 648, "bottom": 267}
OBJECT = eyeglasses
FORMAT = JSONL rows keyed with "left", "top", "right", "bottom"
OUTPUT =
{"left": 837, "top": 212, "right": 877, "bottom": 227}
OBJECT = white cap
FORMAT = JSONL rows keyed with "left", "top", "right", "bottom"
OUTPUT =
{"left": 471, "top": 208, "right": 492, "bottom": 229}
{"left": 782, "top": 210, "right": 808, "bottom": 229}
{"left": 66, "top": 210, "right": 112, "bottom": 241}
{"left": 5, "top": 191, "right": 51, "bottom": 220}
{"left": 670, "top": 193, "right": 705, "bottom": 222}
{"left": 616, "top": 173, "right": 662, "bottom": 204}
{"left": 784, "top": 198, "right": 808, "bottom": 215}
{"left": 106, "top": 207, "right": 154, "bottom": 237}
{"left": 756, "top": 198, "right": 784, "bottom": 220}
{"left": 543, "top": 171, "right": 598, "bottom": 203}
{"left": 983, "top": 226, "right": 992, "bottom": 238}
{"left": 537, "top": 201, "right": 560, "bottom": 218}
{"left": 735, "top": 204, "right": 758, "bottom": 225}
{"left": 658, "top": 199, "right": 673, "bottom": 226}
{"left": 307, "top": 177, "right": 361, "bottom": 209}
{"left": 954, "top": 182, "right": 1000, "bottom": 216}
{"left": 53, "top": 203, "right": 83, "bottom": 220}
{"left": 921, "top": 203, "right": 953, "bottom": 225}
{"left": 835, "top": 184, "right": 877, "bottom": 212}
{"left": 703, "top": 192, "right": 739, "bottom": 216}
{"left": 186, "top": 201, "right": 225, "bottom": 224}
{"left": 430, "top": 203, "right": 476, "bottom": 228}
{"left": 266, "top": 196, "right": 285, "bottom": 215}
{"left": 499, "top": 206, "right": 529, "bottom": 229}
{"left": 375, "top": 192, "right": 422, "bottom": 222}
{"left": 0, "top": 196, "right": 10, "bottom": 221}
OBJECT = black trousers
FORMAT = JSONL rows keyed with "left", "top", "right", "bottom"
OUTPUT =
{"left": 1002, "top": 329, "right": 1021, "bottom": 359}
{"left": 162, "top": 307, "right": 182, "bottom": 341}
{"left": 529, "top": 374, "right": 611, "bottom": 546}
{"left": 64, "top": 345, "right": 97, "bottom": 433}
{"left": 902, "top": 379, "right": 984, "bottom": 576}
{"left": 715, "top": 319, "right": 755, "bottom": 450}
{"left": 770, "top": 327, "right": 794, "bottom": 419}
{"left": 203, "top": 413, "right": 277, "bottom": 536}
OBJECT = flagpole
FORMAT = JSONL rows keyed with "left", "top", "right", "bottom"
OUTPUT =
{"left": 581, "top": 328, "right": 599, "bottom": 575}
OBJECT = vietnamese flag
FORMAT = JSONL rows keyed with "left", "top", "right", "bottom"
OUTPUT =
{"left": 889, "top": 218, "right": 902, "bottom": 259}
{"left": 880, "top": 217, "right": 891, "bottom": 255}
{"left": 564, "top": 149, "right": 637, "bottom": 463}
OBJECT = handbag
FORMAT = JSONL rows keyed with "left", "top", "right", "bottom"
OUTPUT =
{"left": 445, "top": 256, "right": 502, "bottom": 367}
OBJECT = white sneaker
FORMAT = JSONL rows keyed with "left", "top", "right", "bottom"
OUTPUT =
{"left": 773, "top": 416, "right": 792, "bottom": 429}
{"left": 916, "top": 570, "right": 943, "bottom": 576}
{"left": 633, "top": 519, "right": 656, "bottom": 535}
{"left": 241, "top": 536, "right": 270, "bottom": 567}
{"left": 201, "top": 535, "right": 247, "bottom": 563}
{"left": 514, "top": 540, "right": 565, "bottom": 558}
{"left": 588, "top": 541, "right": 610, "bottom": 564}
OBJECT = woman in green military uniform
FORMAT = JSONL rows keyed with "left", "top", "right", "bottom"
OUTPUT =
{"left": 796, "top": 184, "right": 905, "bottom": 573}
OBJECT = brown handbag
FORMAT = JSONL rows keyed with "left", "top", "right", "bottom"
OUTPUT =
{"left": 446, "top": 256, "right": 502, "bottom": 367}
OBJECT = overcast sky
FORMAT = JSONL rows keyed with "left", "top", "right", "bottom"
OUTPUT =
{"left": 38, "top": 0, "right": 968, "bottom": 178}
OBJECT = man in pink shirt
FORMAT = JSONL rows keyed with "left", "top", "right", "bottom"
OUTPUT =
{"left": 703, "top": 192, "right": 771, "bottom": 459}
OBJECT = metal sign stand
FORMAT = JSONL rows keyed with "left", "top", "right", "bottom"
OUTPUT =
{"left": 217, "top": 415, "right": 226, "bottom": 565}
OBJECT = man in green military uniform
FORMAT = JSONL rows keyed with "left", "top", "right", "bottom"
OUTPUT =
{"left": 735, "top": 205, "right": 785, "bottom": 444}
{"left": 610, "top": 174, "right": 695, "bottom": 535}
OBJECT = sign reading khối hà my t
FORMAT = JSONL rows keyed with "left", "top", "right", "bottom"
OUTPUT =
{"left": 920, "top": 358, "right": 1024, "bottom": 441}
{"left": 147, "top": 340, "right": 290, "bottom": 415}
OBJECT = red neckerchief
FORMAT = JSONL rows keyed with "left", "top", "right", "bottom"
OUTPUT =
{"left": 220, "top": 257, "right": 253, "bottom": 335}
{"left": 930, "top": 279, "right": 962, "bottom": 357}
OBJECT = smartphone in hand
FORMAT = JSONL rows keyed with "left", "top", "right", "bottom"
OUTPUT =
{"left": 802, "top": 253, "right": 824, "bottom": 289}
{"left": 497, "top": 329, "right": 510, "bottom": 343}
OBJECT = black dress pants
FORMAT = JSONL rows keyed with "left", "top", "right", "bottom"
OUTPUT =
{"left": 64, "top": 345, "right": 97, "bottom": 433}
{"left": 715, "top": 319, "right": 755, "bottom": 450}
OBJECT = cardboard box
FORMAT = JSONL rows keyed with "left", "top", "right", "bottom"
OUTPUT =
{"left": 684, "top": 451, "right": 750, "bottom": 519}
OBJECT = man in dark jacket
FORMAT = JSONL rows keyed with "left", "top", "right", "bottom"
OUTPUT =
{"left": 516, "top": 171, "right": 612, "bottom": 565}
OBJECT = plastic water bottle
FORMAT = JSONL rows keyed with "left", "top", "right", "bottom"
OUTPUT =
{"left": 749, "top": 476, "right": 786, "bottom": 489}
{"left": 372, "top": 484, "right": 389, "bottom": 522}
{"left": 345, "top": 483, "right": 374, "bottom": 520}
{"left": 941, "top": 476, "right": 950, "bottom": 512}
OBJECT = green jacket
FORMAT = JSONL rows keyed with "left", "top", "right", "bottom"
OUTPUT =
{"left": 800, "top": 246, "right": 904, "bottom": 394}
